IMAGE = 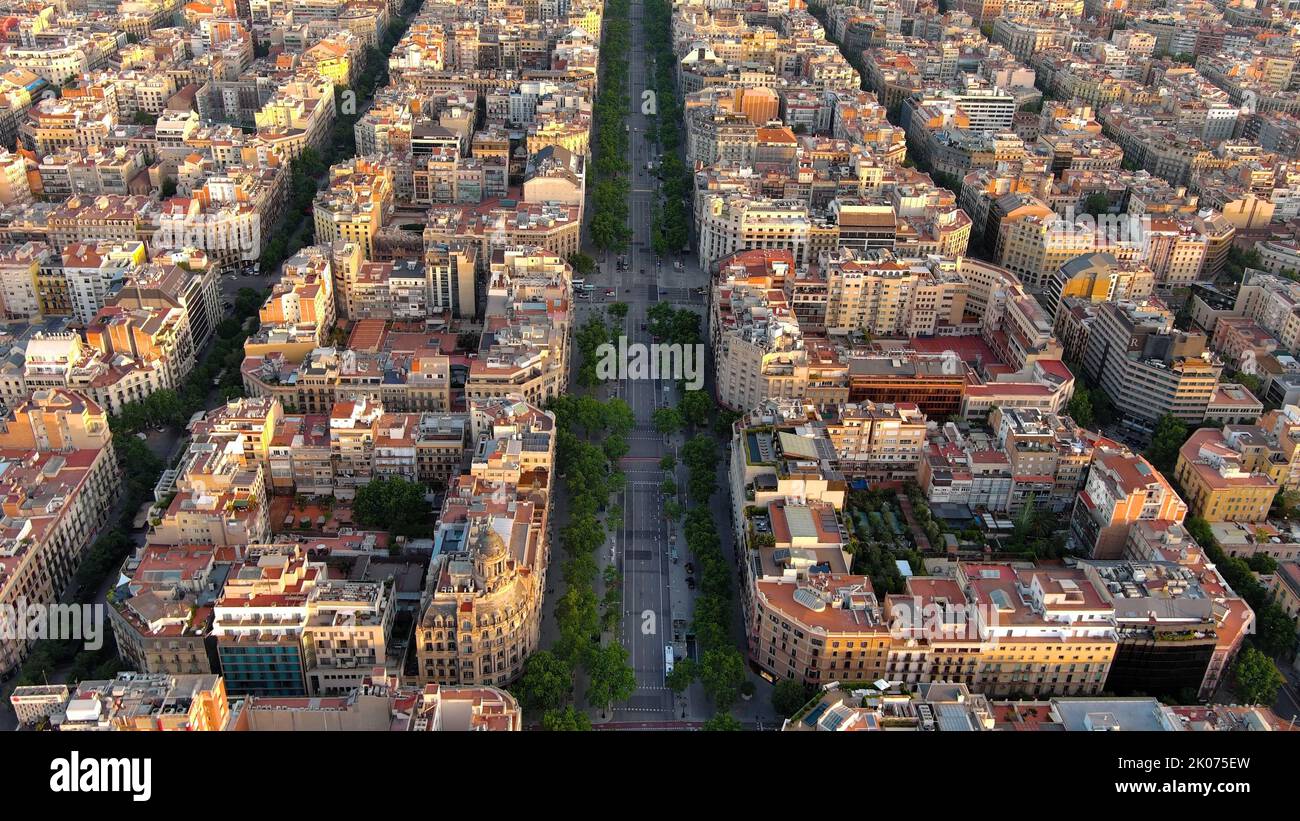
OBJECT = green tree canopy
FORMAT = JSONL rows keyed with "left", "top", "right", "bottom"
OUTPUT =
{"left": 700, "top": 647, "right": 748, "bottom": 710}
{"left": 1066, "top": 387, "right": 1094, "bottom": 428}
{"left": 701, "top": 712, "right": 743, "bottom": 731}
{"left": 514, "top": 651, "right": 573, "bottom": 715}
{"left": 1082, "top": 192, "right": 1111, "bottom": 216}
{"left": 567, "top": 252, "right": 596, "bottom": 276}
{"left": 541, "top": 706, "right": 592, "bottom": 731}
{"left": 352, "top": 477, "right": 432, "bottom": 538}
{"left": 653, "top": 406, "right": 684, "bottom": 435}
{"left": 585, "top": 642, "right": 637, "bottom": 710}
{"left": 1144, "top": 414, "right": 1188, "bottom": 475}
{"left": 1233, "top": 647, "right": 1284, "bottom": 705}
{"left": 665, "top": 657, "right": 696, "bottom": 694}
{"left": 772, "top": 679, "right": 815, "bottom": 717}
{"left": 679, "top": 390, "right": 713, "bottom": 428}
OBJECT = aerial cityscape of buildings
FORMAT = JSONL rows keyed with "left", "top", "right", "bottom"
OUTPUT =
{"left": 0, "top": 0, "right": 1295, "bottom": 747}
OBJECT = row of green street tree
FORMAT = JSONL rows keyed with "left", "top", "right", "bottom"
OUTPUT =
{"left": 511, "top": 346, "right": 638, "bottom": 727}
{"left": 650, "top": 298, "right": 756, "bottom": 725}
{"left": 589, "top": 0, "right": 633, "bottom": 252}
{"left": 644, "top": 0, "right": 692, "bottom": 255}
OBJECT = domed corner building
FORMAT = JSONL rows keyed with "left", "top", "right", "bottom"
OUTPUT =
{"left": 414, "top": 519, "right": 544, "bottom": 688}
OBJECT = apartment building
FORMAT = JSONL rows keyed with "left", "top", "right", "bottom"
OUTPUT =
{"left": 698, "top": 194, "right": 812, "bottom": 272}
{"left": 1123, "top": 521, "right": 1255, "bottom": 697}
{"left": 918, "top": 423, "right": 1016, "bottom": 513}
{"left": 1142, "top": 218, "right": 1208, "bottom": 290}
{"left": 150, "top": 428, "right": 271, "bottom": 548}
{"left": 239, "top": 672, "right": 522, "bottom": 731}
{"left": 992, "top": 16, "right": 1071, "bottom": 60}
{"left": 115, "top": 255, "right": 224, "bottom": 352}
{"left": 1233, "top": 272, "right": 1300, "bottom": 354}
{"left": 1256, "top": 405, "right": 1300, "bottom": 491}
{"left": 45, "top": 673, "right": 231, "bottom": 731}
{"left": 211, "top": 545, "right": 324, "bottom": 696}
{"left": 989, "top": 406, "right": 1096, "bottom": 513}
{"left": 1272, "top": 561, "right": 1300, "bottom": 634}
{"left": 37, "top": 145, "right": 149, "bottom": 200}
{"left": 822, "top": 401, "right": 928, "bottom": 484}
{"left": 108, "top": 541, "right": 222, "bottom": 677}
{"left": 314, "top": 157, "right": 394, "bottom": 261}
{"left": 995, "top": 209, "right": 1098, "bottom": 292}
{"left": 0, "top": 390, "right": 119, "bottom": 676}
{"left": 330, "top": 398, "right": 382, "bottom": 499}
{"left": 464, "top": 249, "right": 571, "bottom": 407}
{"left": 820, "top": 248, "right": 967, "bottom": 337}
{"left": 887, "top": 563, "right": 1118, "bottom": 698}
{"left": 1081, "top": 299, "right": 1223, "bottom": 426}
{"left": 243, "top": 343, "right": 453, "bottom": 416}
{"left": 1068, "top": 444, "right": 1187, "bottom": 559}
{"left": 742, "top": 508, "right": 890, "bottom": 688}
{"left": 711, "top": 257, "right": 811, "bottom": 413}
{"left": 1079, "top": 558, "right": 1241, "bottom": 699}
{"left": 1044, "top": 251, "right": 1154, "bottom": 320}
{"left": 1174, "top": 427, "right": 1278, "bottom": 523}
{"left": 47, "top": 195, "right": 159, "bottom": 252}
{"left": 0, "top": 241, "right": 50, "bottom": 321}
{"left": 245, "top": 246, "right": 337, "bottom": 361}
{"left": 302, "top": 579, "right": 395, "bottom": 695}
{"left": 82, "top": 299, "right": 198, "bottom": 414}
{"left": 415, "top": 396, "right": 555, "bottom": 688}
{"left": 1207, "top": 316, "right": 1278, "bottom": 374}
{"left": 744, "top": 548, "right": 1119, "bottom": 696}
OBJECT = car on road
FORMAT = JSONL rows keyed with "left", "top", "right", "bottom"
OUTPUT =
{"left": 686, "top": 577, "right": 696, "bottom": 590}
{"left": 685, "top": 562, "right": 695, "bottom": 575}
{"left": 605, "top": 288, "right": 615, "bottom": 296}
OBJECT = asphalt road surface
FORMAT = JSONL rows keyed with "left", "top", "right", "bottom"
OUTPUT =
{"left": 546, "top": 0, "right": 783, "bottom": 725}
{"left": 600, "top": 0, "right": 710, "bottom": 720}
